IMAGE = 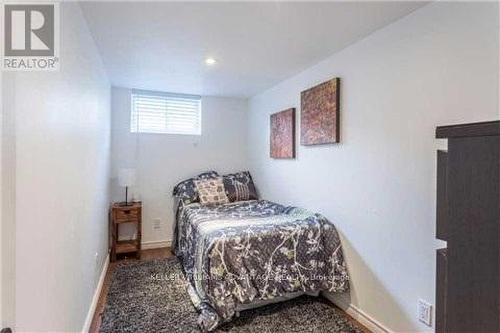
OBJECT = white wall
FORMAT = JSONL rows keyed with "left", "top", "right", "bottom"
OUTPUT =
{"left": 1, "top": 61, "right": 16, "bottom": 331}
{"left": 2, "top": 3, "right": 111, "bottom": 331}
{"left": 248, "top": 2, "right": 498, "bottom": 333}
{"left": 110, "top": 87, "right": 248, "bottom": 245}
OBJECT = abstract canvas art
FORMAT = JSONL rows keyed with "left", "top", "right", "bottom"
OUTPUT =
{"left": 270, "top": 108, "right": 295, "bottom": 159}
{"left": 300, "top": 78, "right": 340, "bottom": 145}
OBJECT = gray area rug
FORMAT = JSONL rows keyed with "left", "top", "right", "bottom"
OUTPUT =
{"left": 100, "top": 258, "right": 363, "bottom": 333}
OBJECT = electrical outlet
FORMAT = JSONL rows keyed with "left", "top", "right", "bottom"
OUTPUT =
{"left": 417, "top": 299, "right": 432, "bottom": 327}
{"left": 152, "top": 218, "right": 161, "bottom": 231}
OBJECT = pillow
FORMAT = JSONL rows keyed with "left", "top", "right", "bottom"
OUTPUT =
{"left": 194, "top": 177, "right": 229, "bottom": 205}
{"left": 173, "top": 171, "right": 219, "bottom": 204}
{"left": 222, "top": 171, "right": 258, "bottom": 202}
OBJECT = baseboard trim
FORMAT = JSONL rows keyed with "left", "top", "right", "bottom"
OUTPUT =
{"left": 322, "top": 292, "right": 393, "bottom": 333}
{"left": 82, "top": 254, "right": 109, "bottom": 333}
{"left": 141, "top": 240, "right": 172, "bottom": 250}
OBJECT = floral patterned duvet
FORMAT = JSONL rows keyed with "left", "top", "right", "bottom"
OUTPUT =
{"left": 174, "top": 199, "right": 349, "bottom": 331}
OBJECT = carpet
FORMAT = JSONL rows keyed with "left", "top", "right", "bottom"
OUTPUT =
{"left": 100, "top": 258, "right": 363, "bottom": 333}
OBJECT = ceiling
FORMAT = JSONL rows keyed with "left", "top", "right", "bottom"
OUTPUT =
{"left": 80, "top": 1, "right": 427, "bottom": 98}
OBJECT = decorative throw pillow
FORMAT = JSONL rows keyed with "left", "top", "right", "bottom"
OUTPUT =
{"left": 222, "top": 171, "right": 258, "bottom": 202}
{"left": 173, "top": 171, "right": 219, "bottom": 204}
{"left": 194, "top": 177, "right": 229, "bottom": 205}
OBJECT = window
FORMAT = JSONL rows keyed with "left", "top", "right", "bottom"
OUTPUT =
{"left": 131, "top": 91, "right": 201, "bottom": 135}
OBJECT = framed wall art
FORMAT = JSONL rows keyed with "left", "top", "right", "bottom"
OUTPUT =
{"left": 270, "top": 108, "right": 295, "bottom": 159}
{"left": 300, "top": 77, "right": 340, "bottom": 145}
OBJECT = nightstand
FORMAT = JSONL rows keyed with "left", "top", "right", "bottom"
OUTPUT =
{"left": 110, "top": 202, "right": 142, "bottom": 261}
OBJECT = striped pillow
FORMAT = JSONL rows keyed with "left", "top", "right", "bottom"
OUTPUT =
{"left": 223, "top": 171, "right": 258, "bottom": 202}
{"left": 232, "top": 181, "right": 251, "bottom": 201}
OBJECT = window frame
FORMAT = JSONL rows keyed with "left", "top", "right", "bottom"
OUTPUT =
{"left": 130, "top": 90, "right": 202, "bottom": 136}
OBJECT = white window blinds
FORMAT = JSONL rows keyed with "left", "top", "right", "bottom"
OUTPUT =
{"left": 131, "top": 91, "right": 201, "bottom": 135}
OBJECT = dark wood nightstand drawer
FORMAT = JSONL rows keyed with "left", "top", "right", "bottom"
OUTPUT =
{"left": 114, "top": 209, "right": 139, "bottom": 223}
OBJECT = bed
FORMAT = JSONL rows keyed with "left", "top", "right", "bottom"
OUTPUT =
{"left": 172, "top": 172, "right": 350, "bottom": 331}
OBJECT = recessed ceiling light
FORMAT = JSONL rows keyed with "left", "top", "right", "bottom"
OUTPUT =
{"left": 205, "top": 57, "right": 217, "bottom": 65}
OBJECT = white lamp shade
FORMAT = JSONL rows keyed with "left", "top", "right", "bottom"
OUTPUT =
{"left": 118, "top": 168, "right": 136, "bottom": 187}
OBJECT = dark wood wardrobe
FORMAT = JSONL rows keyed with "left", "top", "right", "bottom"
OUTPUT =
{"left": 435, "top": 120, "right": 500, "bottom": 333}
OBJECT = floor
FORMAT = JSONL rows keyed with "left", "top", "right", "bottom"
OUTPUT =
{"left": 89, "top": 247, "right": 370, "bottom": 333}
